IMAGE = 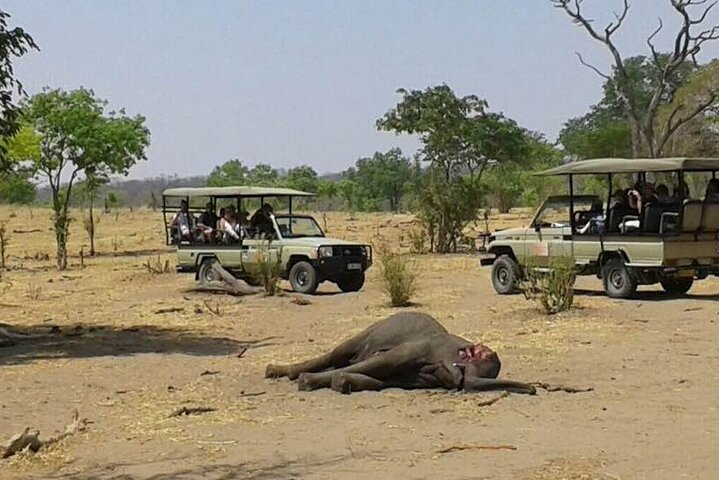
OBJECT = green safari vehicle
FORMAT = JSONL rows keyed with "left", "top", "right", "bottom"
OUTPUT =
{"left": 162, "top": 186, "right": 373, "bottom": 294}
{"left": 480, "top": 157, "right": 719, "bottom": 299}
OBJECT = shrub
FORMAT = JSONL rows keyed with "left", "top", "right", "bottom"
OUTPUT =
{"left": 249, "top": 242, "right": 282, "bottom": 296}
{"left": 520, "top": 256, "right": 576, "bottom": 314}
{"left": 379, "top": 247, "right": 417, "bottom": 307}
{"left": 143, "top": 255, "right": 171, "bottom": 274}
{"left": 408, "top": 228, "right": 428, "bottom": 254}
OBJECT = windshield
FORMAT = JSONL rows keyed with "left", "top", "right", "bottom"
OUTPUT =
{"left": 534, "top": 197, "right": 601, "bottom": 228}
{"left": 275, "top": 216, "right": 325, "bottom": 238}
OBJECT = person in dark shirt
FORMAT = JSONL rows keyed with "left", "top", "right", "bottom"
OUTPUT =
{"left": 705, "top": 178, "right": 719, "bottom": 201}
{"left": 197, "top": 202, "right": 218, "bottom": 242}
{"left": 250, "top": 203, "right": 275, "bottom": 237}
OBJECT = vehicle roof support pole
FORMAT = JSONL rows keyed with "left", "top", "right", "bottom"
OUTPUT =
{"left": 606, "top": 173, "right": 613, "bottom": 220}
{"left": 679, "top": 170, "right": 685, "bottom": 201}
{"left": 163, "top": 195, "right": 168, "bottom": 245}
{"left": 569, "top": 174, "right": 575, "bottom": 235}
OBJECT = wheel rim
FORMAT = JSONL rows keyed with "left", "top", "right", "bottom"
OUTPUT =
{"left": 609, "top": 269, "right": 624, "bottom": 290}
{"left": 202, "top": 263, "right": 218, "bottom": 283}
{"left": 496, "top": 266, "right": 509, "bottom": 286}
{"left": 296, "top": 270, "right": 309, "bottom": 287}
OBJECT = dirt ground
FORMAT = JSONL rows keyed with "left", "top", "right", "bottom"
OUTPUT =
{"left": 0, "top": 206, "right": 717, "bottom": 480}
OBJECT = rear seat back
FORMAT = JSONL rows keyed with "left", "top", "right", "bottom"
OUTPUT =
{"left": 700, "top": 201, "right": 719, "bottom": 232}
{"left": 642, "top": 203, "right": 663, "bottom": 233}
{"left": 681, "top": 200, "right": 703, "bottom": 232}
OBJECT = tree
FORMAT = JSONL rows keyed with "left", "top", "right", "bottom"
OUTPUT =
{"left": 15, "top": 88, "right": 149, "bottom": 270}
{"left": 347, "top": 148, "right": 412, "bottom": 211}
{"left": 207, "top": 159, "right": 248, "bottom": 187}
{"left": 0, "top": 125, "right": 39, "bottom": 204}
{"left": 82, "top": 169, "right": 109, "bottom": 256}
{"left": 553, "top": 0, "right": 719, "bottom": 157}
{"left": 0, "top": 9, "right": 38, "bottom": 165}
{"left": 284, "top": 165, "right": 319, "bottom": 192}
{"left": 247, "top": 163, "right": 279, "bottom": 186}
{"left": 377, "top": 85, "right": 530, "bottom": 252}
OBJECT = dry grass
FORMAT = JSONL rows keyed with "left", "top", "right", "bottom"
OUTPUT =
{"left": 0, "top": 204, "right": 674, "bottom": 479}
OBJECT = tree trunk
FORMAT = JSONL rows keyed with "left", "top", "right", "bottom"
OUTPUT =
{"left": 88, "top": 197, "right": 95, "bottom": 256}
{"left": 53, "top": 207, "right": 70, "bottom": 271}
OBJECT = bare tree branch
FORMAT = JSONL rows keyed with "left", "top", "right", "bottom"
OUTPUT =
{"left": 657, "top": 92, "right": 719, "bottom": 154}
{"left": 647, "top": 18, "right": 665, "bottom": 69}
{"left": 575, "top": 52, "right": 611, "bottom": 79}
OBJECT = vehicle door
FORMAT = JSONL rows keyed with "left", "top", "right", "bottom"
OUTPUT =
{"left": 240, "top": 220, "right": 281, "bottom": 275}
{"left": 527, "top": 199, "right": 573, "bottom": 267}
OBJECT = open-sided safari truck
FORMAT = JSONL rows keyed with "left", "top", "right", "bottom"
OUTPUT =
{"left": 162, "top": 186, "right": 372, "bottom": 294}
{"left": 481, "top": 157, "right": 719, "bottom": 299}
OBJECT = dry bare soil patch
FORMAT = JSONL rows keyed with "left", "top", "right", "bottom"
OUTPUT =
{"left": 0, "top": 207, "right": 717, "bottom": 479}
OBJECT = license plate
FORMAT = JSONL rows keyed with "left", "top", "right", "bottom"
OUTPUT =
{"left": 347, "top": 263, "right": 361, "bottom": 270}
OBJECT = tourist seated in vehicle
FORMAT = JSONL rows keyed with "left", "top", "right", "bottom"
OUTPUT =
{"left": 655, "top": 184, "right": 672, "bottom": 204}
{"left": 577, "top": 198, "right": 605, "bottom": 234}
{"left": 250, "top": 203, "right": 275, "bottom": 238}
{"left": 219, "top": 206, "right": 242, "bottom": 243}
{"left": 621, "top": 183, "right": 657, "bottom": 232}
{"left": 169, "top": 200, "right": 197, "bottom": 243}
{"left": 673, "top": 180, "right": 690, "bottom": 201}
{"left": 197, "top": 202, "right": 218, "bottom": 243}
{"left": 705, "top": 178, "right": 719, "bottom": 201}
{"left": 607, "top": 189, "right": 636, "bottom": 233}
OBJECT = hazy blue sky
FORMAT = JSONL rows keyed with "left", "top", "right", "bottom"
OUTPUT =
{"left": 7, "top": 1, "right": 719, "bottom": 179}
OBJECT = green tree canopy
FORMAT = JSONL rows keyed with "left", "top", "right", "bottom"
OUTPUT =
{"left": 344, "top": 148, "right": 412, "bottom": 211}
{"left": 377, "top": 85, "right": 531, "bottom": 251}
{"left": 15, "top": 87, "right": 150, "bottom": 269}
{"left": 284, "top": 165, "right": 319, "bottom": 192}
{"left": 0, "top": 9, "right": 38, "bottom": 165}
{"left": 207, "top": 159, "right": 248, "bottom": 187}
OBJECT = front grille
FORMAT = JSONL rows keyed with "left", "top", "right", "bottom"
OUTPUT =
{"left": 333, "top": 245, "right": 363, "bottom": 257}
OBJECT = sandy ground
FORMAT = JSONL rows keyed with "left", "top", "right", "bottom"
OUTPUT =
{"left": 0, "top": 207, "right": 717, "bottom": 479}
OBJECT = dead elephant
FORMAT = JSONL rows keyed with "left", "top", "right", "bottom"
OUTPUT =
{"left": 265, "top": 312, "right": 536, "bottom": 395}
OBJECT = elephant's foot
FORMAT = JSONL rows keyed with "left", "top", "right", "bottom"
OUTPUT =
{"left": 330, "top": 372, "right": 352, "bottom": 395}
{"left": 265, "top": 364, "right": 288, "bottom": 378}
{"left": 297, "top": 373, "right": 320, "bottom": 391}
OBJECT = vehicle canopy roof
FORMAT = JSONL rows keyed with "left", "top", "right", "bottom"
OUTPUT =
{"left": 536, "top": 157, "right": 719, "bottom": 176}
{"left": 162, "top": 186, "right": 316, "bottom": 198}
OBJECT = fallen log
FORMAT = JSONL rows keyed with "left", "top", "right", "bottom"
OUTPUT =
{"left": 191, "top": 262, "right": 263, "bottom": 296}
{"left": 1, "top": 410, "right": 87, "bottom": 459}
{"left": 0, "top": 327, "right": 47, "bottom": 348}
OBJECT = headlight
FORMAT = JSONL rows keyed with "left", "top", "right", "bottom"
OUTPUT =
{"left": 360, "top": 246, "right": 368, "bottom": 256}
{"left": 318, "top": 246, "right": 334, "bottom": 258}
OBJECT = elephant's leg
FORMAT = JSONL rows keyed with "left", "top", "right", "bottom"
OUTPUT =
{"left": 296, "top": 342, "right": 425, "bottom": 391}
{"left": 265, "top": 326, "right": 377, "bottom": 380}
{"left": 330, "top": 372, "right": 385, "bottom": 394}
{"left": 463, "top": 377, "right": 537, "bottom": 395}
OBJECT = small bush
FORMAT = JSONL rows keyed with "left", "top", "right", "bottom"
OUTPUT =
{"left": 520, "top": 257, "right": 576, "bottom": 314}
{"left": 408, "top": 228, "right": 428, "bottom": 254}
{"left": 248, "top": 243, "right": 282, "bottom": 296}
{"left": 379, "top": 247, "right": 417, "bottom": 307}
{"left": 143, "top": 255, "right": 171, "bottom": 274}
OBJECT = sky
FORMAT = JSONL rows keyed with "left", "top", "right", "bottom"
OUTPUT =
{"left": 6, "top": 0, "right": 719, "bottom": 179}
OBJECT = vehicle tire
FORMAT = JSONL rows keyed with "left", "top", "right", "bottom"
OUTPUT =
{"left": 491, "top": 255, "right": 521, "bottom": 295}
{"left": 660, "top": 277, "right": 693, "bottom": 295}
{"left": 289, "top": 261, "right": 319, "bottom": 294}
{"left": 601, "top": 258, "right": 637, "bottom": 299}
{"left": 197, "top": 258, "right": 220, "bottom": 286}
{"left": 337, "top": 272, "right": 365, "bottom": 293}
